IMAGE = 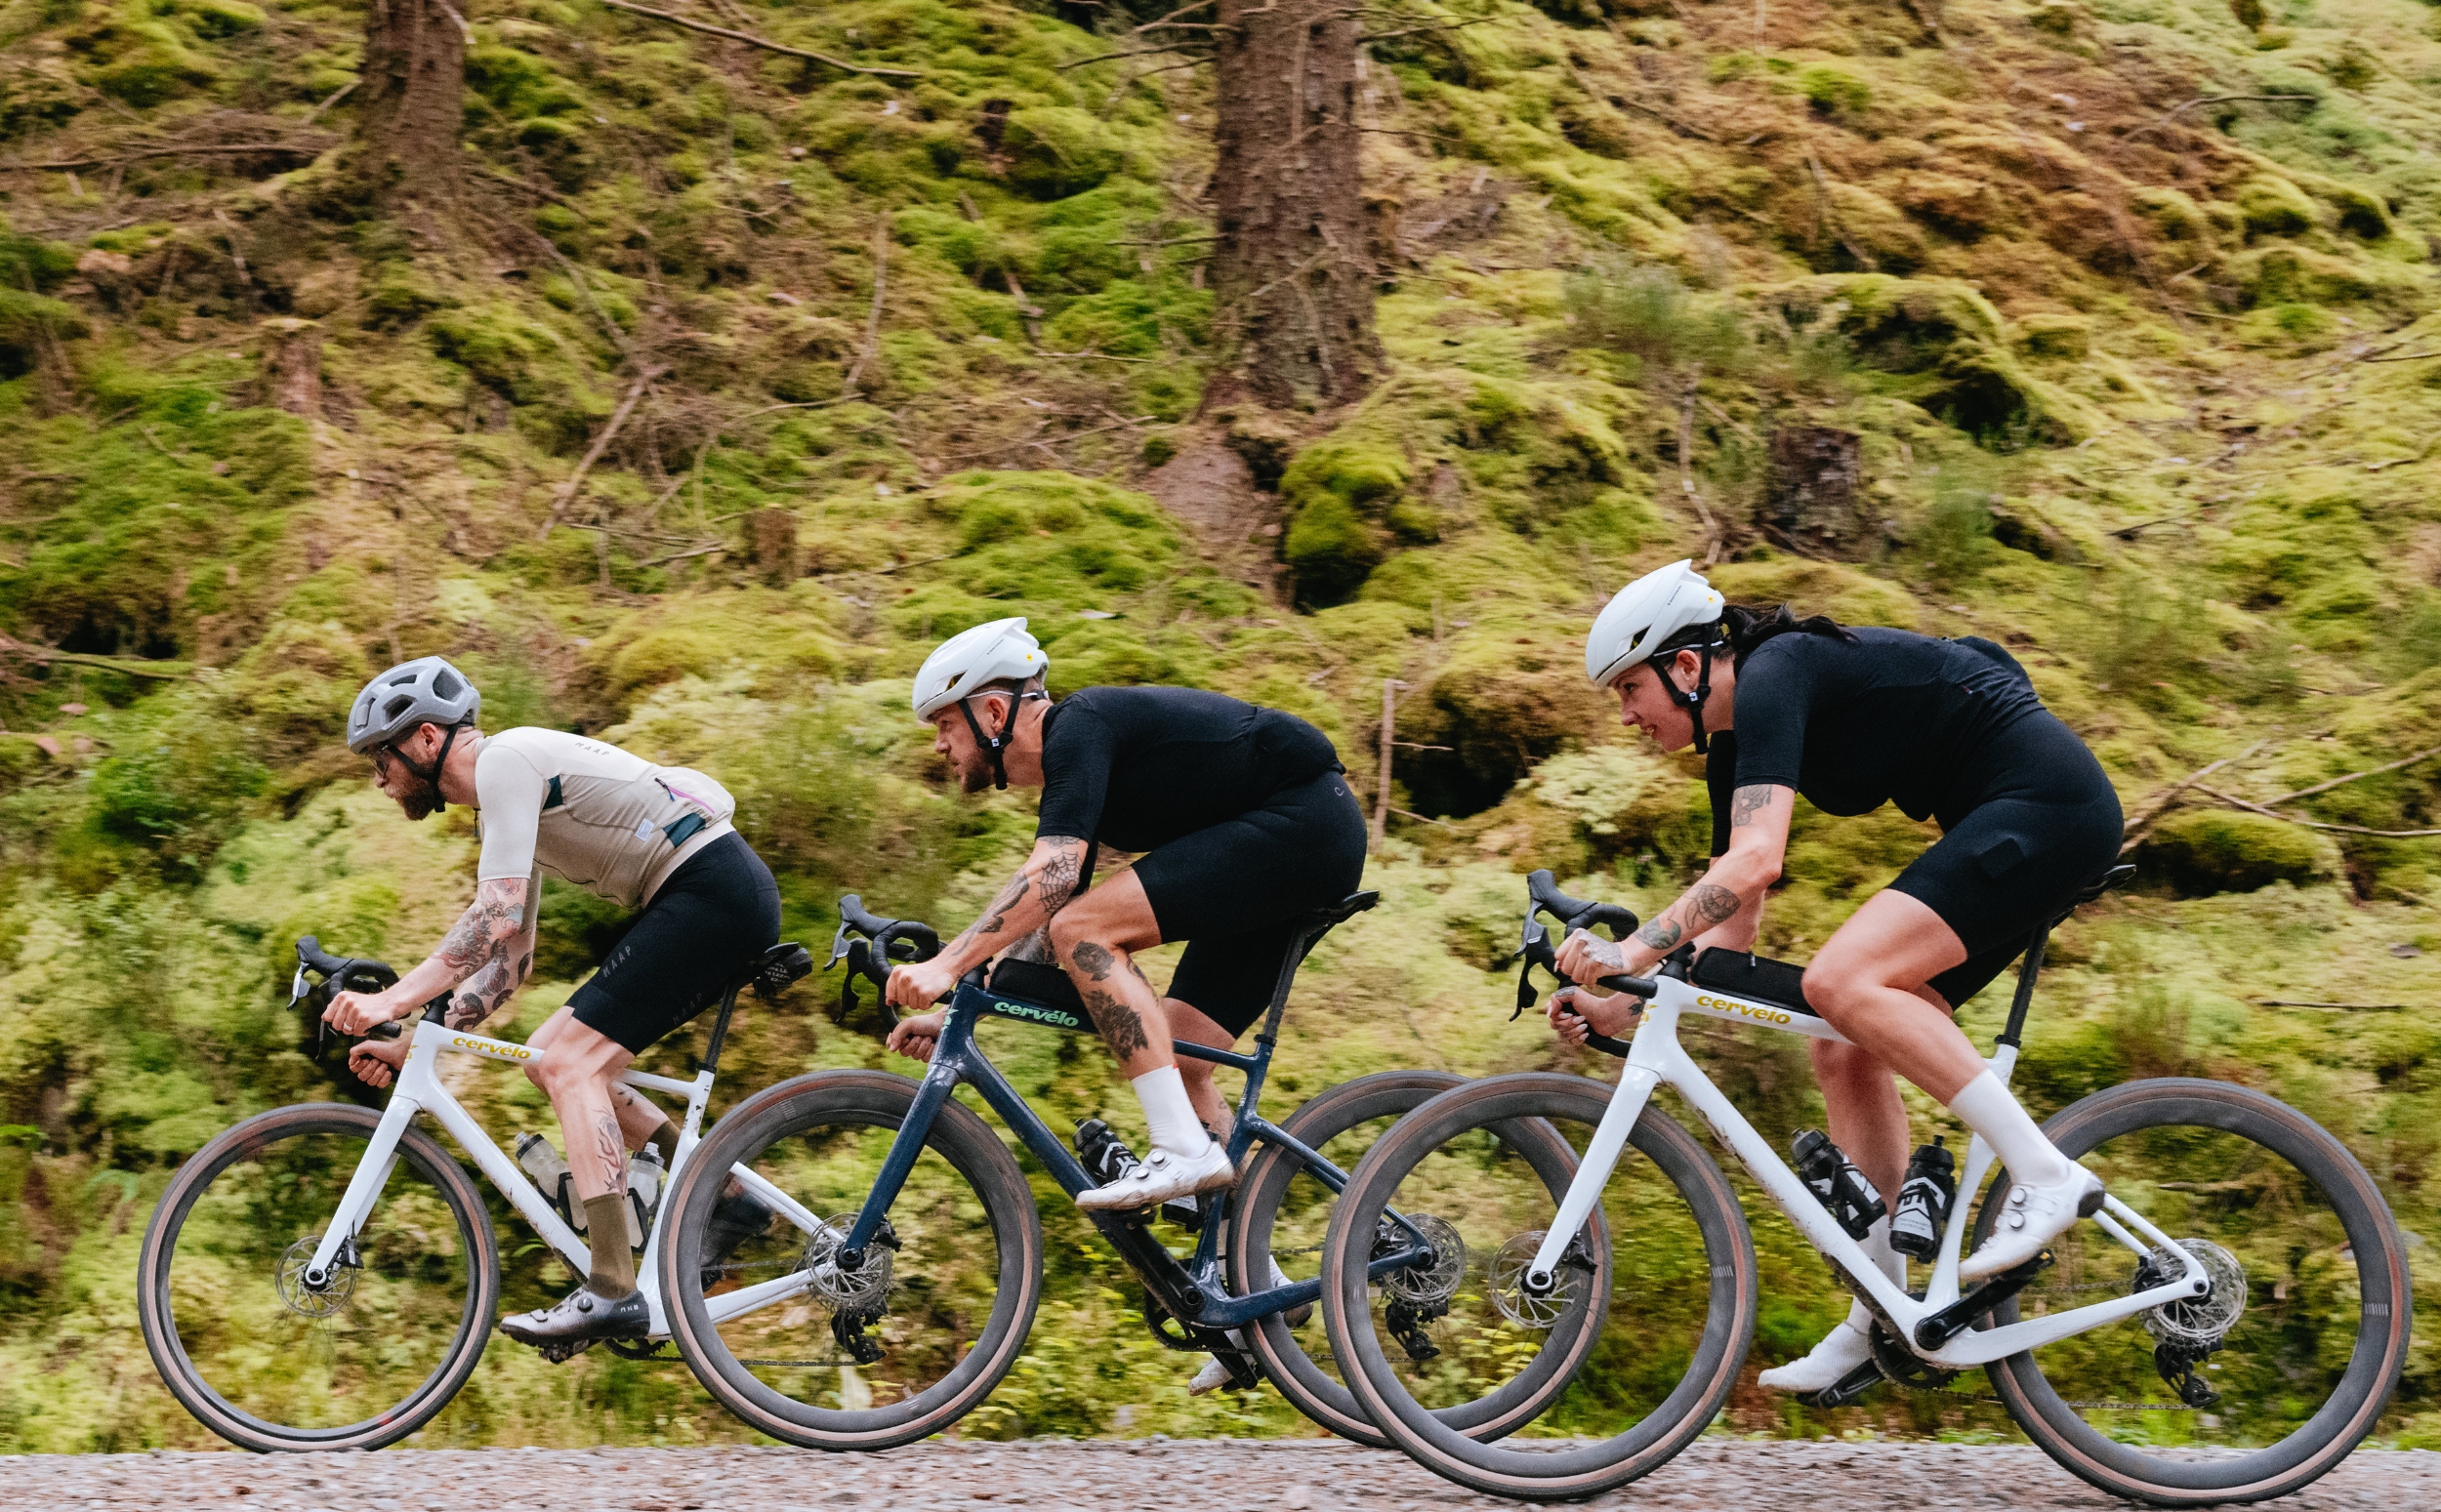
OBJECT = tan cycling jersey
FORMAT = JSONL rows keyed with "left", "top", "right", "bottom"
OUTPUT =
{"left": 474, "top": 728, "right": 737, "bottom": 907}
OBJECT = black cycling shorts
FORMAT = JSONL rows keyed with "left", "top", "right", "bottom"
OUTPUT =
{"left": 568, "top": 832, "right": 783, "bottom": 1053}
{"left": 1130, "top": 771, "right": 1369, "bottom": 1039}
{"left": 1888, "top": 712, "right": 2123, "bottom": 1008}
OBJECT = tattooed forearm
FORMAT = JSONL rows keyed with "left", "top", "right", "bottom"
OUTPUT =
{"left": 1081, "top": 984, "right": 1153, "bottom": 1059}
{"left": 1634, "top": 881, "right": 1745, "bottom": 956}
{"left": 948, "top": 838, "right": 1091, "bottom": 963}
{"left": 964, "top": 873, "right": 1031, "bottom": 949}
{"left": 1577, "top": 932, "right": 1630, "bottom": 969}
{"left": 1687, "top": 882, "right": 1742, "bottom": 927}
{"left": 434, "top": 878, "right": 529, "bottom": 984}
{"left": 1728, "top": 785, "right": 1776, "bottom": 829}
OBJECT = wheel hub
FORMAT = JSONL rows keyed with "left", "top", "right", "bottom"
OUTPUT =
{"left": 275, "top": 1235, "right": 358, "bottom": 1319}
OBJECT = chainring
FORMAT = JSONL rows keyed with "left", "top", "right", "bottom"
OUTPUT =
{"left": 1868, "top": 1319, "right": 1958, "bottom": 1392}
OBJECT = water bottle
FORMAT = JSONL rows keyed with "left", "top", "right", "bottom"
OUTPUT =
{"left": 626, "top": 1146, "right": 665, "bottom": 1248}
{"left": 515, "top": 1132, "right": 580, "bottom": 1230}
{"left": 1791, "top": 1128, "right": 1886, "bottom": 1241}
{"left": 1889, "top": 1137, "right": 1958, "bottom": 1260}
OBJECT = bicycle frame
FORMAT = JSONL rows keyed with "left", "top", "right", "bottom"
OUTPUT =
{"left": 832, "top": 977, "right": 1343, "bottom": 1333}
{"left": 295, "top": 1017, "right": 820, "bottom": 1337}
{"left": 1519, "top": 971, "right": 2210, "bottom": 1370}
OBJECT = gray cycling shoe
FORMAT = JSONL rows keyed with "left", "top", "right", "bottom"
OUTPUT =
{"left": 500, "top": 1287, "right": 649, "bottom": 1346}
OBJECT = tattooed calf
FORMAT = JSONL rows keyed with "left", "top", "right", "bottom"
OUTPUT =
{"left": 1082, "top": 984, "right": 1154, "bottom": 1060}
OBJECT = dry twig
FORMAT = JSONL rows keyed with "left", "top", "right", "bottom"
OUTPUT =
{"left": 537, "top": 367, "right": 667, "bottom": 541}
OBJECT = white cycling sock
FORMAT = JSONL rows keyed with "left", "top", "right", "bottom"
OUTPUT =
{"left": 1133, "top": 1066, "right": 1214, "bottom": 1158}
{"left": 1946, "top": 1070, "right": 2071, "bottom": 1188}
{"left": 1842, "top": 1217, "right": 1903, "bottom": 1331}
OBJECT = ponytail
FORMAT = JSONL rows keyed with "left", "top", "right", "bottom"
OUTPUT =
{"left": 1720, "top": 603, "right": 1857, "bottom": 670}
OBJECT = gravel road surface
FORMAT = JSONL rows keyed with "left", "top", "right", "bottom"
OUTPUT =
{"left": 4, "top": 1440, "right": 2436, "bottom": 1511}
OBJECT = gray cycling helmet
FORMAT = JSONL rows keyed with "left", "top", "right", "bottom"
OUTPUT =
{"left": 347, "top": 657, "right": 481, "bottom": 756}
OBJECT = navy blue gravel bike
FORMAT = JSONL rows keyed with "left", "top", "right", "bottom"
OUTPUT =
{"left": 651, "top": 891, "right": 1596, "bottom": 1448}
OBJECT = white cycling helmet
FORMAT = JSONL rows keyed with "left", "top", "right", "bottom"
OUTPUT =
{"left": 1585, "top": 560, "right": 1725, "bottom": 688}
{"left": 912, "top": 617, "right": 1048, "bottom": 719}
{"left": 347, "top": 656, "right": 481, "bottom": 755}
{"left": 914, "top": 618, "right": 1050, "bottom": 790}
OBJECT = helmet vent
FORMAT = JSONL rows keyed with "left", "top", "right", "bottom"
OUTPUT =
{"left": 432, "top": 671, "right": 461, "bottom": 699}
{"left": 383, "top": 694, "right": 418, "bottom": 722}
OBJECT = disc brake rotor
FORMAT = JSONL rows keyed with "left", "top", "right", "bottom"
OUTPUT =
{"left": 1376, "top": 1213, "right": 1466, "bottom": 1308}
{"left": 803, "top": 1214, "right": 893, "bottom": 1313}
{"left": 275, "top": 1235, "right": 357, "bottom": 1320}
{"left": 2136, "top": 1238, "right": 2246, "bottom": 1349}
{"left": 1488, "top": 1230, "right": 1579, "bottom": 1329}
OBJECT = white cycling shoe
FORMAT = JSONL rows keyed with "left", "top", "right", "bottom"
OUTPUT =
{"left": 1960, "top": 1165, "right": 2104, "bottom": 1284}
{"left": 1757, "top": 1319, "right": 1874, "bottom": 1393}
{"left": 1189, "top": 1259, "right": 1301, "bottom": 1395}
{"left": 1075, "top": 1140, "right": 1236, "bottom": 1212}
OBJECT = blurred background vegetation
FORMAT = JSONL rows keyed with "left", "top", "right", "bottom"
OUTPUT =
{"left": 1, "top": 0, "right": 2439, "bottom": 1453}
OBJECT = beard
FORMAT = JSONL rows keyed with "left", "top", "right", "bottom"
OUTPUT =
{"left": 957, "top": 751, "right": 994, "bottom": 795}
{"left": 396, "top": 774, "right": 443, "bottom": 821}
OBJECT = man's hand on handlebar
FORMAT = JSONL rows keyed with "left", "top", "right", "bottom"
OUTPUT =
{"left": 885, "top": 1011, "right": 944, "bottom": 1063}
{"left": 1547, "top": 984, "right": 1639, "bottom": 1045}
{"left": 1553, "top": 927, "right": 1635, "bottom": 987}
{"left": 883, "top": 957, "right": 960, "bottom": 1017}
{"left": 324, "top": 984, "right": 416, "bottom": 1036}
{"left": 349, "top": 1035, "right": 410, "bottom": 1089}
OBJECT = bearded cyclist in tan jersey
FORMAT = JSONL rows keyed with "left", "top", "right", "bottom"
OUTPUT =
{"left": 322, "top": 658, "right": 782, "bottom": 1348}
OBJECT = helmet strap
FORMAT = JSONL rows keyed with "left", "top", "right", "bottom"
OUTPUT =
{"left": 957, "top": 691, "right": 1046, "bottom": 792}
{"left": 1658, "top": 643, "right": 1723, "bottom": 756}
{"left": 395, "top": 722, "right": 466, "bottom": 813}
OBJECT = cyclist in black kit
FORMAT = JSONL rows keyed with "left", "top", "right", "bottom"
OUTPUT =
{"left": 883, "top": 618, "right": 1367, "bottom": 1218}
{"left": 1546, "top": 562, "right": 2123, "bottom": 1393}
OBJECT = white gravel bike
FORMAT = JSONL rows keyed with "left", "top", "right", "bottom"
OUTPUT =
{"left": 1320, "top": 868, "right": 2412, "bottom": 1505}
{"left": 137, "top": 933, "right": 811, "bottom": 1451}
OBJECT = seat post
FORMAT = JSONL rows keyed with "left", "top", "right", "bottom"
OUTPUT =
{"left": 1251, "top": 924, "right": 1325, "bottom": 1050}
{"left": 1994, "top": 923, "right": 2049, "bottom": 1052}
{"left": 701, "top": 985, "right": 744, "bottom": 1076}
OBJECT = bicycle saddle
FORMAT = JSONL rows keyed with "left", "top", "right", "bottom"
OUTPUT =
{"left": 742, "top": 942, "right": 815, "bottom": 1001}
{"left": 1300, "top": 891, "right": 1380, "bottom": 930}
{"left": 2071, "top": 864, "right": 2137, "bottom": 906}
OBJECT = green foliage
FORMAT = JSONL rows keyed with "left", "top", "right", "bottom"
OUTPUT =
{"left": 1797, "top": 64, "right": 1871, "bottom": 119}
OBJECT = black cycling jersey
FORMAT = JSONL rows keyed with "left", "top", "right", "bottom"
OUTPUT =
{"left": 1705, "top": 628, "right": 2121, "bottom": 1007}
{"left": 1706, "top": 628, "right": 2047, "bottom": 853}
{"left": 1036, "top": 686, "right": 1343, "bottom": 852}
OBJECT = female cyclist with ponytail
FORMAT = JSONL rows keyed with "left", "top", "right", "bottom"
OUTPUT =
{"left": 1546, "top": 561, "right": 2123, "bottom": 1394}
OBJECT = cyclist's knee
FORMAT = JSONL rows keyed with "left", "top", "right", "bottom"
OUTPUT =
{"left": 1801, "top": 952, "right": 1880, "bottom": 1021}
{"left": 1047, "top": 906, "right": 1104, "bottom": 966}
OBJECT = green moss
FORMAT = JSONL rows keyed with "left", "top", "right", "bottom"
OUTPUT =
{"left": 1798, "top": 63, "right": 1872, "bottom": 119}
{"left": 2237, "top": 175, "right": 2320, "bottom": 238}
{"left": 1000, "top": 107, "right": 1127, "bottom": 199}
{"left": 2140, "top": 810, "right": 2337, "bottom": 896}
{"left": 2014, "top": 312, "right": 2092, "bottom": 360}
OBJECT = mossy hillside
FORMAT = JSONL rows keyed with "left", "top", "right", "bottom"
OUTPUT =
{"left": 0, "top": 0, "right": 2437, "bottom": 1451}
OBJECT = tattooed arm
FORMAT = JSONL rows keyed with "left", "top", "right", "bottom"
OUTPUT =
{"left": 1552, "top": 784, "right": 1794, "bottom": 988}
{"left": 885, "top": 836, "right": 1093, "bottom": 1013}
{"left": 322, "top": 877, "right": 536, "bottom": 1036}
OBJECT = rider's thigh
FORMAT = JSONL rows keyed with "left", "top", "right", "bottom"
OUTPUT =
{"left": 1801, "top": 889, "right": 1969, "bottom": 1016}
{"left": 1046, "top": 869, "right": 1163, "bottom": 957}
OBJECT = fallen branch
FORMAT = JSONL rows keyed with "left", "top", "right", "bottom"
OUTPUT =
{"left": 2255, "top": 1000, "right": 2405, "bottom": 1011}
{"left": 1387, "top": 806, "right": 1454, "bottom": 829}
{"left": 1058, "top": 44, "right": 1198, "bottom": 70}
{"left": 843, "top": 219, "right": 890, "bottom": 397}
{"left": 2194, "top": 784, "right": 2441, "bottom": 838}
{"left": 593, "top": 0, "right": 923, "bottom": 77}
{"left": 9, "top": 141, "right": 328, "bottom": 172}
{"left": 1802, "top": 143, "right": 1877, "bottom": 272}
{"left": 2120, "top": 740, "right": 2271, "bottom": 851}
{"left": 2120, "top": 94, "right": 2317, "bottom": 145}
{"left": 305, "top": 77, "right": 360, "bottom": 125}
{"left": 641, "top": 541, "right": 727, "bottom": 567}
{"left": 0, "top": 638, "right": 190, "bottom": 681}
{"left": 537, "top": 366, "right": 667, "bottom": 541}
{"left": 810, "top": 552, "right": 956, "bottom": 582}
{"left": 2359, "top": 350, "right": 2441, "bottom": 364}
{"left": 2262, "top": 743, "right": 2441, "bottom": 807}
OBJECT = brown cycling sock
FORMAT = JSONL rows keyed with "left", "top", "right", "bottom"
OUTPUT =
{"left": 648, "top": 1120, "right": 681, "bottom": 1167}
{"left": 582, "top": 1194, "right": 636, "bottom": 1296}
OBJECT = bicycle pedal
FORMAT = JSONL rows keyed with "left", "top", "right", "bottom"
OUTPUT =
{"left": 1795, "top": 1357, "right": 1884, "bottom": 1409}
{"left": 528, "top": 1335, "right": 598, "bottom": 1366}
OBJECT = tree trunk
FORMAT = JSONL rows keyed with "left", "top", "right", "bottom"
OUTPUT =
{"left": 258, "top": 318, "right": 323, "bottom": 418}
{"left": 1764, "top": 426, "right": 1868, "bottom": 557}
{"left": 355, "top": 0, "right": 467, "bottom": 208}
{"left": 1205, "top": 0, "right": 1384, "bottom": 415}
